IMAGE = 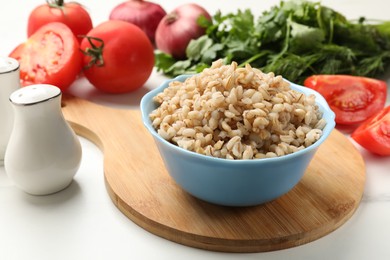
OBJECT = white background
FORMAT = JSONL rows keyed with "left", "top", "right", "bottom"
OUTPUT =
{"left": 1, "top": 1, "right": 390, "bottom": 259}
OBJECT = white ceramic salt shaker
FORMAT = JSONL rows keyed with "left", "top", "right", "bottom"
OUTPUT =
{"left": 5, "top": 84, "right": 82, "bottom": 195}
{"left": 0, "top": 57, "right": 20, "bottom": 165}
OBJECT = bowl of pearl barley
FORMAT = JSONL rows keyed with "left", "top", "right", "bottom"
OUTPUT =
{"left": 141, "top": 60, "right": 335, "bottom": 206}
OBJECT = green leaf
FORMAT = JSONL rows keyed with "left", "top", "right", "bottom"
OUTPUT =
{"left": 289, "top": 21, "right": 325, "bottom": 53}
{"left": 197, "top": 14, "right": 212, "bottom": 28}
{"left": 186, "top": 35, "right": 214, "bottom": 61}
{"left": 262, "top": 52, "right": 319, "bottom": 83}
{"left": 357, "top": 51, "right": 390, "bottom": 76}
{"left": 154, "top": 51, "right": 176, "bottom": 73}
{"left": 374, "top": 21, "right": 390, "bottom": 38}
{"left": 165, "top": 60, "right": 193, "bottom": 77}
{"left": 200, "top": 43, "right": 225, "bottom": 64}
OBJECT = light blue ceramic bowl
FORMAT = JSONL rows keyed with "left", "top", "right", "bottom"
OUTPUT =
{"left": 141, "top": 75, "right": 335, "bottom": 206}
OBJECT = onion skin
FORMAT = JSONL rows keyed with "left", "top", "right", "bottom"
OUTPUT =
{"left": 155, "top": 3, "right": 211, "bottom": 60}
{"left": 109, "top": 0, "right": 166, "bottom": 44}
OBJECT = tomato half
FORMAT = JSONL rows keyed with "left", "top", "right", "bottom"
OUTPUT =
{"left": 80, "top": 20, "right": 155, "bottom": 94}
{"left": 9, "top": 22, "right": 82, "bottom": 91}
{"left": 304, "top": 75, "right": 387, "bottom": 125}
{"left": 28, "top": 1, "right": 93, "bottom": 44}
{"left": 351, "top": 106, "right": 390, "bottom": 156}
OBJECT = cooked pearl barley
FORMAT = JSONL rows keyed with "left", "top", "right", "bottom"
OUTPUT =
{"left": 150, "top": 60, "right": 325, "bottom": 159}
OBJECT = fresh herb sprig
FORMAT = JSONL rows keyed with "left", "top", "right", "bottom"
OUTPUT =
{"left": 155, "top": 1, "right": 390, "bottom": 84}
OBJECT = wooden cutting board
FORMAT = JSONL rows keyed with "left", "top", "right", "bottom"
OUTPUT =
{"left": 62, "top": 94, "right": 365, "bottom": 253}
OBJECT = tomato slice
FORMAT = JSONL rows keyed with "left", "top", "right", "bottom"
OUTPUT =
{"left": 304, "top": 75, "right": 387, "bottom": 125}
{"left": 351, "top": 106, "right": 390, "bottom": 156}
{"left": 9, "top": 22, "right": 82, "bottom": 91}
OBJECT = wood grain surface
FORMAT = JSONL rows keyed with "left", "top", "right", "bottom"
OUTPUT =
{"left": 62, "top": 94, "right": 366, "bottom": 253}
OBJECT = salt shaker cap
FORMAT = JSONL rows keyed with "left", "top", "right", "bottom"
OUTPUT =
{"left": 0, "top": 57, "right": 19, "bottom": 74}
{"left": 9, "top": 84, "right": 61, "bottom": 106}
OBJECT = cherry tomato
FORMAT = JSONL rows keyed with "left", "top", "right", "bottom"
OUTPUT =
{"left": 351, "top": 106, "right": 390, "bottom": 156}
{"left": 304, "top": 75, "right": 387, "bottom": 125}
{"left": 28, "top": 0, "right": 93, "bottom": 44}
{"left": 9, "top": 22, "right": 82, "bottom": 91}
{"left": 80, "top": 20, "right": 155, "bottom": 94}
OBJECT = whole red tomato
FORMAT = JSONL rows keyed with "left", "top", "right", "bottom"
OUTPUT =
{"left": 80, "top": 20, "right": 155, "bottom": 93}
{"left": 28, "top": 0, "right": 93, "bottom": 44}
{"left": 9, "top": 22, "right": 82, "bottom": 91}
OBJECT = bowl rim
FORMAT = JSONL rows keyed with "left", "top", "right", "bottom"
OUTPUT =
{"left": 140, "top": 74, "right": 336, "bottom": 164}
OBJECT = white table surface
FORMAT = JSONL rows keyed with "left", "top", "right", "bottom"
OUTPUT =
{"left": 1, "top": 0, "right": 390, "bottom": 259}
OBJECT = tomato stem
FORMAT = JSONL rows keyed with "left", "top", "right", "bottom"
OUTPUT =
{"left": 80, "top": 36, "right": 105, "bottom": 69}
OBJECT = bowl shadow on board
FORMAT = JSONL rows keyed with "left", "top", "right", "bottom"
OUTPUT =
{"left": 177, "top": 182, "right": 282, "bottom": 212}
{"left": 18, "top": 180, "right": 81, "bottom": 207}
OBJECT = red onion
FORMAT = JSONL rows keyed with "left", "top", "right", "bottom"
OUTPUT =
{"left": 109, "top": 0, "right": 166, "bottom": 44}
{"left": 155, "top": 3, "right": 211, "bottom": 60}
